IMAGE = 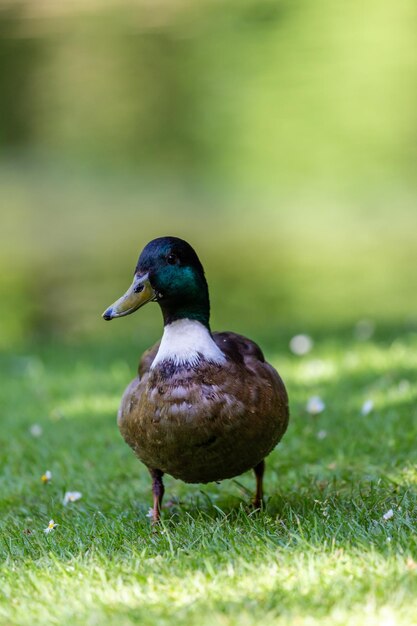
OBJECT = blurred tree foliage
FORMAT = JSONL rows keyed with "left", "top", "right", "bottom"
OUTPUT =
{"left": 0, "top": 0, "right": 416, "bottom": 347}
{"left": 0, "top": 0, "right": 415, "bottom": 186}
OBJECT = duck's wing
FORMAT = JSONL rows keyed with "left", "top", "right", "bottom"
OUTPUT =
{"left": 213, "top": 331, "right": 266, "bottom": 365}
{"left": 138, "top": 341, "right": 161, "bottom": 377}
{"left": 117, "top": 341, "right": 160, "bottom": 430}
{"left": 213, "top": 330, "right": 289, "bottom": 427}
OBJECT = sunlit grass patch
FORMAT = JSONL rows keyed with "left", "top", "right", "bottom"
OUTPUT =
{"left": 2, "top": 530, "right": 417, "bottom": 626}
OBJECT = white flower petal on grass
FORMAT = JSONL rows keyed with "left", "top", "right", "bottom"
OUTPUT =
{"left": 383, "top": 508, "right": 394, "bottom": 521}
{"left": 361, "top": 399, "right": 374, "bottom": 416}
{"left": 317, "top": 430, "right": 327, "bottom": 440}
{"left": 146, "top": 507, "right": 154, "bottom": 518}
{"left": 41, "top": 470, "right": 52, "bottom": 484}
{"left": 63, "top": 491, "right": 82, "bottom": 506}
{"left": 289, "top": 334, "right": 313, "bottom": 356}
{"left": 306, "top": 396, "right": 325, "bottom": 415}
{"left": 44, "top": 519, "right": 58, "bottom": 534}
{"left": 29, "top": 424, "right": 43, "bottom": 438}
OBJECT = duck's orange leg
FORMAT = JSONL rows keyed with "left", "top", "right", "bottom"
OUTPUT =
{"left": 253, "top": 460, "right": 265, "bottom": 509}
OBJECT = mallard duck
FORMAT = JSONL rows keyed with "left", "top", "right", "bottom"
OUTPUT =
{"left": 103, "top": 237, "right": 289, "bottom": 523}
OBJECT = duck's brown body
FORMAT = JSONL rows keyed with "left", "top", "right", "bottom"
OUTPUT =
{"left": 118, "top": 331, "right": 289, "bottom": 484}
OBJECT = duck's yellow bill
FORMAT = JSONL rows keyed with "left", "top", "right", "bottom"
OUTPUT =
{"left": 102, "top": 273, "right": 156, "bottom": 320}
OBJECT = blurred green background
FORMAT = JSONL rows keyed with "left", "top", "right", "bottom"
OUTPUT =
{"left": 0, "top": 0, "right": 416, "bottom": 350}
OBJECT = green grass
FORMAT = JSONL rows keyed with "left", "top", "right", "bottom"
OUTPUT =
{"left": 1, "top": 328, "right": 417, "bottom": 625}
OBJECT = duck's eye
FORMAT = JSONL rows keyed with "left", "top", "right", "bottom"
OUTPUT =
{"left": 167, "top": 253, "right": 177, "bottom": 265}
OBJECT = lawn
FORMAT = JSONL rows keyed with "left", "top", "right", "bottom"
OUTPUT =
{"left": 1, "top": 327, "right": 416, "bottom": 625}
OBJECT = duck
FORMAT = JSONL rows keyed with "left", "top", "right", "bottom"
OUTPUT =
{"left": 103, "top": 236, "right": 289, "bottom": 523}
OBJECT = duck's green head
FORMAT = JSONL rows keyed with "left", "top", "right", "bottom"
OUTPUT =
{"left": 102, "top": 237, "right": 211, "bottom": 328}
